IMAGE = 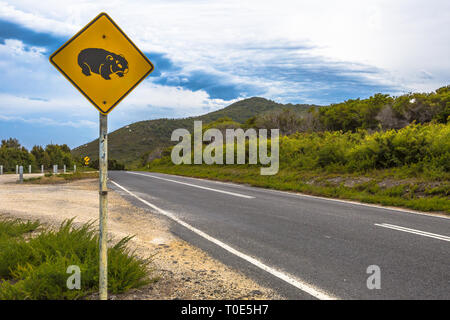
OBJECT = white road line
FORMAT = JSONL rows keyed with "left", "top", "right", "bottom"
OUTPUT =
{"left": 375, "top": 223, "right": 450, "bottom": 242}
{"left": 127, "top": 171, "right": 255, "bottom": 199}
{"left": 144, "top": 172, "right": 450, "bottom": 220}
{"left": 110, "top": 180, "right": 337, "bottom": 300}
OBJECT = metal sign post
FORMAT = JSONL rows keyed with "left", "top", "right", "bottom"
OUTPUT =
{"left": 99, "top": 113, "right": 108, "bottom": 300}
{"left": 49, "top": 12, "right": 154, "bottom": 300}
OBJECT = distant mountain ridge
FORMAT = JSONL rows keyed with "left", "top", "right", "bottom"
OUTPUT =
{"left": 71, "top": 97, "right": 315, "bottom": 164}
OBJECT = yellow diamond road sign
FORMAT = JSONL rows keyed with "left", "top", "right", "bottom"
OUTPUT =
{"left": 50, "top": 13, "right": 154, "bottom": 114}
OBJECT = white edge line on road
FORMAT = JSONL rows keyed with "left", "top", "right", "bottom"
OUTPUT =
{"left": 375, "top": 223, "right": 450, "bottom": 242}
{"left": 140, "top": 172, "right": 450, "bottom": 220}
{"left": 110, "top": 179, "right": 337, "bottom": 300}
{"left": 127, "top": 171, "right": 255, "bottom": 199}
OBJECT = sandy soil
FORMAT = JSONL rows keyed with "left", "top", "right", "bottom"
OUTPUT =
{"left": 0, "top": 173, "right": 281, "bottom": 300}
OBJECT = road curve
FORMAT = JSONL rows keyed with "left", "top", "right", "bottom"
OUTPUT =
{"left": 109, "top": 171, "right": 450, "bottom": 300}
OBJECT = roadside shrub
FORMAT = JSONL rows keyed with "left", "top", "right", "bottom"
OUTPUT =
{"left": 151, "top": 122, "right": 449, "bottom": 177}
{"left": 280, "top": 123, "right": 449, "bottom": 175}
{"left": 0, "top": 219, "right": 154, "bottom": 300}
{"left": 0, "top": 219, "right": 40, "bottom": 240}
{"left": 0, "top": 255, "right": 88, "bottom": 300}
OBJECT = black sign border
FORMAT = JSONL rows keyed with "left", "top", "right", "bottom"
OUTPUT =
{"left": 49, "top": 12, "right": 154, "bottom": 115}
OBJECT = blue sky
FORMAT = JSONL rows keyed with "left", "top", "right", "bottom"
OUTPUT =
{"left": 0, "top": 0, "right": 449, "bottom": 149}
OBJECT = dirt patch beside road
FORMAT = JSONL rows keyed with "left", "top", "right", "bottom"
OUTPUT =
{"left": 0, "top": 174, "right": 281, "bottom": 300}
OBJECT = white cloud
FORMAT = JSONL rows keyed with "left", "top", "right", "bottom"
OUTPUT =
{"left": 123, "top": 82, "right": 233, "bottom": 112}
{"left": 0, "top": 39, "right": 234, "bottom": 132}
{"left": 3, "top": 0, "right": 448, "bottom": 96}
{"left": 2, "top": 2, "right": 449, "bottom": 91}
{"left": 1, "top": 0, "right": 449, "bottom": 134}
{"left": 0, "top": 1, "right": 79, "bottom": 36}
{"left": 0, "top": 114, "right": 97, "bottom": 128}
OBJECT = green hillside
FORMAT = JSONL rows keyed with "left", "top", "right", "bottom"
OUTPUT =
{"left": 145, "top": 86, "right": 450, "bottom": 213}
{"left": 71, "top": 97, "right": 314, "bottom": 164}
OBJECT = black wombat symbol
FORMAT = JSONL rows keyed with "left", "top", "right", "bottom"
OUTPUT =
{"left": 78, "top": 48, "right": 129, "bottom": 80}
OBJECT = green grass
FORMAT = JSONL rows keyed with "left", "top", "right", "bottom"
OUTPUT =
{"left": 0, "top": 218, "right": 40, "bottom": 240}
{"left": 23, "top": 171, "right": 99, "bottom": 184}
{"left": 0, "top": 218, "right": 156, "bottom": 300}
{"left": 144, "top": 164, "right": 450, "bottom": 214}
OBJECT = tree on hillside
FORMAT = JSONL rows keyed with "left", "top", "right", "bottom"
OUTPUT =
{"left": 253, "top": 108, "right": 303, "bottom": 135}
{"left": 432, "top": 85, "right": 450, "bottom": 123}
{"left": 0, "top": 139, "right": 78, "bottom": 172}
{"left": 1, "top": 138, "right": 21, "bottom": 149}
{"left": 0, "top": 141, "right": 34, "bottom": 172}
{"left": 203, "top": 117, "right": 241, "bottom": 137}
{"left": 31, "top": 145, "right": 51, "bottom": 168}
{"left": 45, "top": 144, "right": 73, "bottom": 167}
{"left": 375, "top": 105, "right": 408, "bottom": 129}
{"left": 298, "top": 107, "right": 324, "bottom": 132}
{"left": 391, "top": 87, "right": 450, "bottom": 124}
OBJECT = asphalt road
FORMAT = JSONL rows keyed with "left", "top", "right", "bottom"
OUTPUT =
{"left": 109, "top": 171, "right": 450, "bottom": 300}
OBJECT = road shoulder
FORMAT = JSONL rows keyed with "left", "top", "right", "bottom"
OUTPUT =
{"left": 0, "top": 175, "right": 282, "bottom": 300}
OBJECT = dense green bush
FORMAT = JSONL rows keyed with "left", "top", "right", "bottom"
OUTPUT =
{"left": 0, "top": 219, "right": 153, "bottom": 300}
{"left": 0, "top": 219, "right": 39, "bottom": 241}
{"left": 277, "top": 123, "right": 450, "bottom": 177}
{"left": 153, "top": 122, "right": 449, "bottom": 179}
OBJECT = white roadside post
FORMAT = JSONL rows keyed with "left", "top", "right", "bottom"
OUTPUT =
{"left": 41, "top": 165, "right": 44, "bottom": 174}
{"left": 99, "top": 113, "right": 108, "bottom": 300}
{"left": 0, "top": 165, "right": 3, "bottom": 175}
{"left": 19, "top": 166, "right": 23, "bottom": 183}
{"left": 55, "top": 165, "right": 58, "bottom": 174}
{"left": 74, "top": 164, "right": 77, "bottom": 173}
{"left": 16, "top": 165, "right": 18, "bottom": 175}
{"left": 64, "top": 165, "right": 66, "bottom": 174}
{"left": 29, "top": 165, "right": 32, "bottom": 174}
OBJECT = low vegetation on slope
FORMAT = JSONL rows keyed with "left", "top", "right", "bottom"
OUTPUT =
{"left": 0, "top": 218, "right": 154, "bottom": 299}
{"left": 72, "top": 97, "right": 314, "bottom": 165}
{"left": 73, "top": 86, "right": 449, "bottom": 168}
{"left": 148, "top": 122, "right": 450, "bottom": 213}
{"left": 144, "top": 86, "right": 449, "bottom": 213}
